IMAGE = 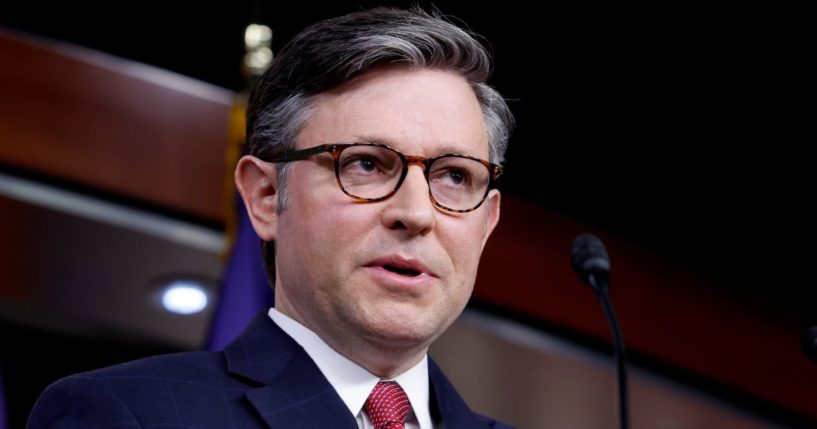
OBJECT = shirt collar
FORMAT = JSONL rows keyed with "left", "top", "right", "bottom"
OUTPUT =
{"left": 268, "top": 308, "right": 432, "bottom": 428}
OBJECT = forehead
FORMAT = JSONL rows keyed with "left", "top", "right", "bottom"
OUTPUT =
{"left": 298, "top": 67, "right": 489, "bottom": 158}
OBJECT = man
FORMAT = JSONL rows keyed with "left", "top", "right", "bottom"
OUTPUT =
{"left": 28, "top": 7, "right": 514, "bottom": 428}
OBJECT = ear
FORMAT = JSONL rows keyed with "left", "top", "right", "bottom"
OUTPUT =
{"left": 235, "top": 155, "right": 279, "bottom": 241}
{"left": 480, "top": 189, "right": 501, "bottom": 250}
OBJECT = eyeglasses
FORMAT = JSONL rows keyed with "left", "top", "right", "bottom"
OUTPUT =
{"left": 266, "top": 142, "right": 503, "bottom": 213}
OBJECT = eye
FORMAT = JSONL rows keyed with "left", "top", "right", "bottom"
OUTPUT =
{"left": 351, "top": 157, "right": 377, "bottom": 171}
{"left": 431, "top": 167, "right": 471, "bottom": 188}
{"left": 342, "top": 155, "right": 383, "bottom": 174}
{"left": 338, "top": 145, "right": 401, "bottom": 182}
{"left": 442, "top": 169, "right": 466, "bottom": 185}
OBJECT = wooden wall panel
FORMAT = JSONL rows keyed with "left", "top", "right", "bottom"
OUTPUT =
{"left": 477, "top": 195, "right": 817, "bottom": 422}
{"left": 0, "top": 29, "right": 234, "bottom": 223}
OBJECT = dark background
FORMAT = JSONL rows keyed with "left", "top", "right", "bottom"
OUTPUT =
{"left": 1, "top": 1, "right": 810, "bottom": 304}
{"left": 1, "top": 1, "right": 813, "bottom": 427}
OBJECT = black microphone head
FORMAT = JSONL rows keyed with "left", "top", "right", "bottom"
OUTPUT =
{"left": 571, "top": 233, "right": 611, "bottom": 275}
{"left": 571, "top": 233, "right": 611, "bottom": 292}
{"left": 802, "top": 327, "right": 817, "bottom": 363}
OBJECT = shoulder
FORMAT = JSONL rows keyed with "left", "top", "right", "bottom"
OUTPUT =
{"left": 59, "top": 350, "right": 227, "bottom": 387}
{"left": 27, "top": 313, "right": 289, "bottom": 428}
{"left": 27, "top": 351, "right": 237, "bottom": 429}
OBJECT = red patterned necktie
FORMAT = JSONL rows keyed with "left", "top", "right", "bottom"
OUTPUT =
{"left": 364, "top": 381, "right": 411, "bottom": 429}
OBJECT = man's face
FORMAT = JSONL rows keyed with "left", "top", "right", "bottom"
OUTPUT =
{"left": 272, "top": 66, "right": 500, "bottom": 355}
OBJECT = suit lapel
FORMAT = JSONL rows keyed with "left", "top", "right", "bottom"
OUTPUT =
{"left": 224, "top": 313, "right": 357, "bottom": 429}
{"left": 245, "top": 348, "right": 358, "bottom": 428}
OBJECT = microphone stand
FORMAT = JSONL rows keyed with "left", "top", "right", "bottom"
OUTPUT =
{"left": 572, "top": 233, "right": 630, "bottom": 429}
{"left": 589, "top": 274, "right": 629, "bottom": 429}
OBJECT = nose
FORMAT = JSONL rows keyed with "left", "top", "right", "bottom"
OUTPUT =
{"left": 380, "top": 164, "right": 435, "bottom": 236}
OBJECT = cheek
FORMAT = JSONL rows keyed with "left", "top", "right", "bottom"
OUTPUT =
{"left": 286, "top": 197, "right": 376, "bottom": 267}
{"left": 438, "top": 217, "right": 486, "bottom": 275}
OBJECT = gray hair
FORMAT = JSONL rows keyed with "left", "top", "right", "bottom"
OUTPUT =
{"left": 247, "top": 7, "right": 513, "bottom": 204}
{"left": 244, "top": 7, "right": 514, "bottom": 281}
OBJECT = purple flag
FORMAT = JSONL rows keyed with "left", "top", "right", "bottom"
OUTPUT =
{"left": 0, "top": 369, "right": 7, "bottom": 429}
{"left": 205, "top": 194, "right": 273, "bottom": 351}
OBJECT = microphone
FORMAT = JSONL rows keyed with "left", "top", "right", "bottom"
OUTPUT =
{"left": 802, "top": 327, "right": 817, "bottom": 362}
{"left": 571, "top": 233, "right": 629, "bottom": 429}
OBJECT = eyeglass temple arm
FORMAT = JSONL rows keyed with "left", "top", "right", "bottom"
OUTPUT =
{"left": 492, "top": 164, "right": 504, "bottom": 181}
{"left": 268, "top": 144, "right": 335, "bottom": 163}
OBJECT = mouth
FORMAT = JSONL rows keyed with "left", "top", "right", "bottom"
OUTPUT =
{"left": 365, "top": 256, "right": 436, "bottom": 279}
{"left": 382, "top": 264, "right": 422, "bottom": 277}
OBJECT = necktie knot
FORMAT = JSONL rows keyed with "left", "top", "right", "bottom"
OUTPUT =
{"left": 364, "top": 381, "right": 411, "bottom": 429}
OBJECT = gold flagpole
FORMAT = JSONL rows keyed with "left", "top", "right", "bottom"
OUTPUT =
{"left": 223, "top": 23, "right": 273, "bottom": 260}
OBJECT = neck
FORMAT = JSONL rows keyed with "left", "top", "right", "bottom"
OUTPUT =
{"left": 328, "top": 336, "right": 429, "bottom": 379}
{"left": 305, "top": 312, "right": 431, "bottom": 378}
{"left": 275, "top": 301, "right": 430, "bottom": 379}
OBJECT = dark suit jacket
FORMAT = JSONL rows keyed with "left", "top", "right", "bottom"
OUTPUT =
{"left": 27, "top": 313, "right": 514, "bottom": 428}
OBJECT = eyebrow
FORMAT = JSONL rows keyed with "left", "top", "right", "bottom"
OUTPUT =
{"left": 353, "top": 135, "right": 478, "bottom": 158}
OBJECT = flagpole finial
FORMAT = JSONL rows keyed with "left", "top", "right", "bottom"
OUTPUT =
{"left": 242, "top": 24, "right": 273, "bottom": 85}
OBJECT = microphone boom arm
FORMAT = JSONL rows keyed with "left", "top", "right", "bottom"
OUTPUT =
{"left": 572, "top": 234, "right": 630, "bottom": 429}
{"left": 590, "top": 274, "right": 630, "bottom": 429}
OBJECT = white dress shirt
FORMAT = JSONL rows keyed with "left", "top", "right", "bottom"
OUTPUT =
{"left": 269, "top": 308, "right": 434, "bottom": 429}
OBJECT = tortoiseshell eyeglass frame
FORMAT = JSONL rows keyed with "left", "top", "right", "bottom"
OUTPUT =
{"left": 266, "top": 142, "right": 503, "bottom": 213}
